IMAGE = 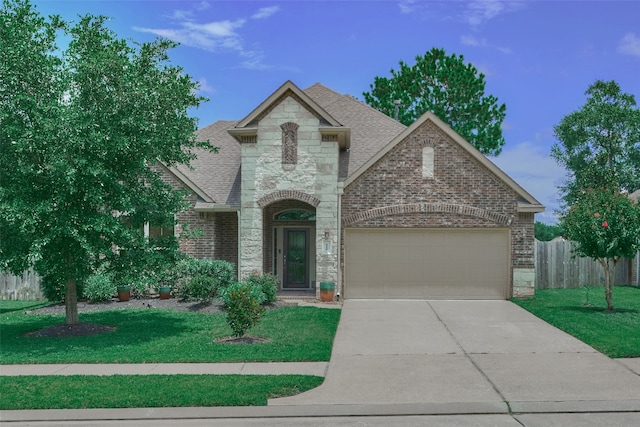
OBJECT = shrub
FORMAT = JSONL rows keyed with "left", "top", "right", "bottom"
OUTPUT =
{"left": 244, "top": 272, "right": 278, "bottom": 304}
{"left": 84, "top": 272, "right": 115, "bottom": 303}
{"left": 173, "top": 258, "right": 236, "bottom": 302}
{"left": 220, "top": 281, "right": 265, "bottom": 307}
{"left": 224, "top": 282, "right": 265, "bottom": 337}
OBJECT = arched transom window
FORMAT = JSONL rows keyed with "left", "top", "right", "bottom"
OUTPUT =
{"left": 274, "top": 209, "right": 316, "bottom": 221}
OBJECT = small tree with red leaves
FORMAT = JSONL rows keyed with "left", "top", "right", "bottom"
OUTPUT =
{"left": 560, "top": 186, "right": 640, "bottom": 311}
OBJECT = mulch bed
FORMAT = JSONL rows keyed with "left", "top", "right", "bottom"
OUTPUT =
{"left": 24, "top": 323, "right": 117, "bottom": 338}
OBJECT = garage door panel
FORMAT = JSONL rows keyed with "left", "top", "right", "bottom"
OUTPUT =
{"left": 345, "top": 228, "right": 509, "bottom": 299}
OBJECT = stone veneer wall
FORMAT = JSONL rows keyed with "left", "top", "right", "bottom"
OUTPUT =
{"left": 341, "top": 120, "right": 536, "bottom": 297}
{"left": 239, "top": 95, "right": 340, "bottom": 289}
{"left": 262, "top": 200, "right": 316, "bottom": 275}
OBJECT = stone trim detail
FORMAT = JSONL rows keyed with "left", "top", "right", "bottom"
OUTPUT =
{"left": 240, "top": 135, "right": 257, "bottom": 144}
{"left": 252, "top": 92, "right": 325, "bottom": 124}
{"left": 342, "top": 203, "right": 513, "bottom": 227}
{"left": 257, "top": 190, "right": 321, "bottom": 208}
{"left": 281, "top": 122, "right": 298, "bottom": 165}
{"left": 322, "top": 134, "right": 338, "bottom": 142}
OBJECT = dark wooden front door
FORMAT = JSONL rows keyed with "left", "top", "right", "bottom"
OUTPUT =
{"left": 283, "top": 228, "right": 309, "bottom": 288}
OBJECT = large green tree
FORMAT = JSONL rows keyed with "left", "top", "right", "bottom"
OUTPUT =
{"left": 0, "top": 0, "right": 214, "bottom": 324}
{"left": 363, "top": 47, "right": 507, "bottom": 156}
{"left": 552, "top": 80, "right": 640, "bottom": 311}
{"left": 552, "top": 80, "right": 640, "bottom": 205}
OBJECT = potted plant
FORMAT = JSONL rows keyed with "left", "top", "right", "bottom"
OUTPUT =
{"left": 158, "top": 285, "right": 171, "bottom": 300}
{"left": 319, "top": 281, "right": 335, "bottom": 302}
{"left": 117, "top": 284, "right": 131, "bottom": 302}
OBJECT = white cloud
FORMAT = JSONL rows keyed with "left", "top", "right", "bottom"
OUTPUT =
{"left": 618, "top": 32, "right": 640, "bottom": 57}
{"left": 252, "top": 6, "right": 280, "bottom": 20}
{"left": 461, "top": 35, "right": 487, "bottom": 47}
{"left": 491, "top": 140, "right": 566, "bottom": 223}
{"left": 461, "top": 34, "right": 512, "bottom": 54}
{"left": 134, "top": 6, "right": 279, "bottom": 69}
{"left": 197, "top": 77, "right": 215, "bottom": 94}
{"left": 463, "top": 0, "right": 525, "bottom": 27}
{"left": 398, "top": 0, "right": 417, "bottom": 14}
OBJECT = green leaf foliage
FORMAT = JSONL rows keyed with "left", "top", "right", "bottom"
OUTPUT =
{"left": 0, "top": 0, "right": 216, "bottom": 323}
{"left": 534, "top": 221, "right": 563, "bottom": 242}
{"left": 223, "top": 283, "right": 266, "bottom": 337}
{"left": 552, "top": 80, "right": 640, "bottom": 206}
{"left": 560, "top": 186, "right": 640, "bottom": 311}
{"left": 363, "top": 47, "right": 507, "bottom": 156}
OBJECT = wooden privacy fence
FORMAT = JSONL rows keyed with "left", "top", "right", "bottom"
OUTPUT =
{"left": 0, "top": 268, "right": 43, "bottom": 300}
{"left": 535, "top": 238, "right": 636, "bottom": 289}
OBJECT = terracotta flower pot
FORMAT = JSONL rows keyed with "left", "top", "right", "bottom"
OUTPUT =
{"left": 319, "top": 282, "right": 335, "bottom": 302}
{"left": 159, "top": 286, "right": 171, "bottom": 300}
{"left": 117, "top": 285, "right": 131, "bottom": 302}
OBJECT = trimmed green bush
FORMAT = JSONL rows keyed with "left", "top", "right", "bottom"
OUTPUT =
{"left": 173, "top": 258, "right": 236, "bottom": 302}
{"left": 224, "top": 283, "right": 265, "bottom": 337}
{"left": 244, "top": 272, "right": 278, "bottom": 304}
{"left": 220, "top": 281, "right": 265, "bottom": 307}
{"left": 84, "top": 272, "right": 116, "bottom": 303}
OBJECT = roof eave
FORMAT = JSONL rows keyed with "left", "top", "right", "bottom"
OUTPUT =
{"left": 235, "top": 80, "right": 342, "bottom": 128}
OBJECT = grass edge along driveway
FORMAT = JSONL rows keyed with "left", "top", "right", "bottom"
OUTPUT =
{"left": 0, "top": 305, "right": 341, "bottom": 364}
{"left": 512, "top": 285, "right": 640, "bottom": 358}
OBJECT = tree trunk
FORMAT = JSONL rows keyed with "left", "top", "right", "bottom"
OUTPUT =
{"left": 598, "top": 258, "right": 616, "bottom": 312}
{"left": 65, "top": 279, "right": 79, "bottom": 324}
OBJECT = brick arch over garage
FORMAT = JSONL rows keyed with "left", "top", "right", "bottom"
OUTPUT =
{"left": 341, "top": 203, "right": 513, "bottom": 227}
{"left": 257, "top": 190, "right": 321, "bottom": 209}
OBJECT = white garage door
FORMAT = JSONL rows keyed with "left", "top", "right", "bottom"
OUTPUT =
{"left": 344, "top": 228, "right": 510, "bottom": 299}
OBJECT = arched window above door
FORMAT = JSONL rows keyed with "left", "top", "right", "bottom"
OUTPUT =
{"left": 274, "top": 209, "right": 316, "bottom": 221}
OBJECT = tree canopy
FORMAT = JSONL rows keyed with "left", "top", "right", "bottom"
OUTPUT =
{"left": 552, "top": 80, "right": 640, "bottom": 205}
{"left": 363, "top": 47, "right": 507, "bottom": 156}
{"left": 552, "top": 80, "right": 640, "bottom": 311}
{"left": 0, "top": 0, "right": 214, "bottom": 324}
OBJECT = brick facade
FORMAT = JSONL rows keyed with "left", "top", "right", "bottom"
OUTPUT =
{"left": 155, "top": 164, "right": 238, "bottom": 273}
{"left": 341, "top": 120, "right": 536, "bottom": 297}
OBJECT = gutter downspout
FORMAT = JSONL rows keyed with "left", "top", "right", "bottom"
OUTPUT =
{"left": 237, "top": 209, "right": 241, "bottom": 280}
{"left": 337, "top": 182, "right": 344, "bottom": 300}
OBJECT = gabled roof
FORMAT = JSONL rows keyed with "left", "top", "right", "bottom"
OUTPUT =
{"left": 344, "top": 111, "right": 545, "bottom": 213}
{"left": 235, "top": 80, "right": 342, "bottom": 128}
{"left": 170, "top": 81, "right": 542, "bottom": 214}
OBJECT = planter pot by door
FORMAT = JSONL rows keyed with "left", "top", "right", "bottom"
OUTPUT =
{"left": 319, "top": 282, "right": 334, "bottom": 302}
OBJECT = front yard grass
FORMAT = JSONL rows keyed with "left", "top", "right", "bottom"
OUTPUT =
{"left": 0, "top": 375, "right": 323, "bottom": 409}
{"left": 512, "top": 285, "right": 640, "bottom": 358}
{"left": 0, "top": 305, "right": 341, "bottom": 364}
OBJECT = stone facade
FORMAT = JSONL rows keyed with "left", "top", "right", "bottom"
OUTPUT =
{"left": 341, "top": 120, "right": 536, "bottom": 297}
{"left": 238, "top": 95, "right": 340, "bottom": 291}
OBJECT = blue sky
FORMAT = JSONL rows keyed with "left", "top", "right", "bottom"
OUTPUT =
{"left": 34, "top": 0, "right": 640, "bottom": 223}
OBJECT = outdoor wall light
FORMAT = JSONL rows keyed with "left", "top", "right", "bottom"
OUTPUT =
{"left": 322, "top": 228, "right": 332, "bottom": 255}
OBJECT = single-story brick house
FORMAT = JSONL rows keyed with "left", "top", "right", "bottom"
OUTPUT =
{"left": 160, "top": 80, "right": 545, "bottom": 299}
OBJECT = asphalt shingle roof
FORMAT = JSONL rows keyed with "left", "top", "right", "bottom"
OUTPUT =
{"left": 174, "top": 83, "right": 406, "bottom": 206}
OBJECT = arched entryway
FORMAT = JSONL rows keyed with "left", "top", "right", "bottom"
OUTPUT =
{"left": 263, "top": 200, "right": 316, "bottom": 290}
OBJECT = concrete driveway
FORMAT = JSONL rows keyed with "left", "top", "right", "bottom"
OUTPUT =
{"left": 270, "top": 299, "right": 640, "bottom": 414}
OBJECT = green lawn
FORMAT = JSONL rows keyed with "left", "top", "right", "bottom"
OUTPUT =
{"left": 512, "top": 286, "right": 640, "bottom": 358}
{"left": 0, "top": 305, "right": 341, "bottom": 364}
{"left": 0, "top": 375, "right": 323, "bottom": 409}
